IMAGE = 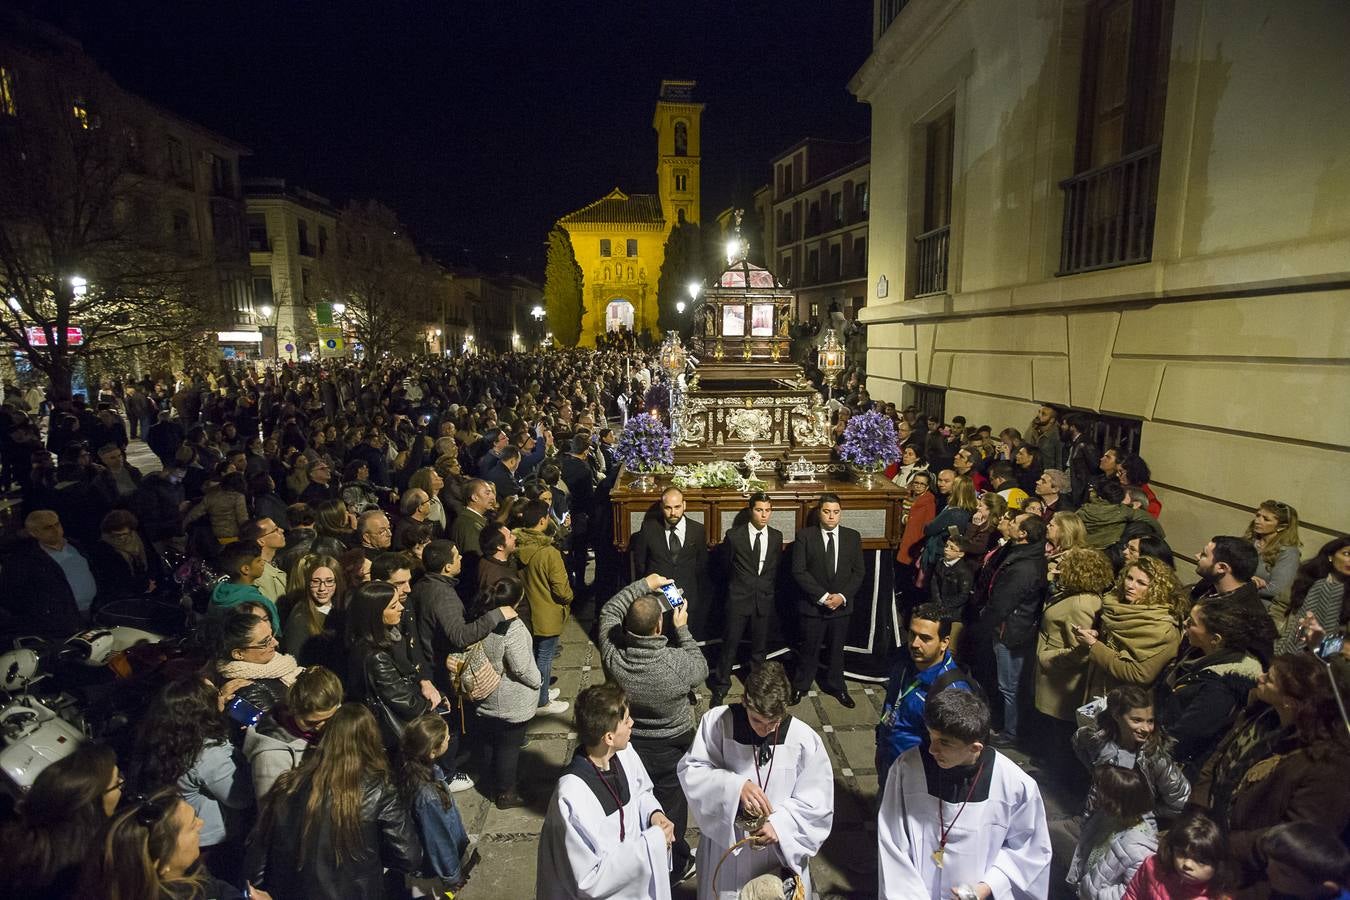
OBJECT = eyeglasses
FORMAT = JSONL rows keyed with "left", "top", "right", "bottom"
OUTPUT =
{"left": 243, "top": 634, "right": 278, "bottom": 650}
{"left": 310, "top": 577, "right": 337, "bottom": 587}
{"left": 106, "top": 776, "right": 126, "bottom": 794}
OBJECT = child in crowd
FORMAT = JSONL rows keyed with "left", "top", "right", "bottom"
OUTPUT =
{"left": 209, "top": 540, "right": 281, "bottom": 634}
{"left": 1066, "top": 764, "right": 1158, "bottom": 900}
{"left": 399, "top": 714, "right": 475, "bottom": 894}
{"left": 930, "top": 536, "right": 975, "bottom": 651}
{"left": 1124, "top": 811, "right": 1233, "bottom": 899}
{"left": 1260, "top": 822, "right": 1350, "bottom": 900}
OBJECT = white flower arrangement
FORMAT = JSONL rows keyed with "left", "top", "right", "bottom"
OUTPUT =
{"left": 671, "top": 459, "right": 768, "bottom": 493}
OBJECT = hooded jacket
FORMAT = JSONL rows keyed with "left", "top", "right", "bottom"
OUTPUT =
{"left": 209, "top": 580, "right": 282, "bottom": 635}
{"left": 1155, "top": 648, "right": 1265, "bottom": 778}
{"left": 1078, "top": 499, "right": 1164, "bottom": 550}
{"left": 1066, "top": 813, "right": 1157, "bottom": 900}
{"left": 514, "top": 526, "right": 572, "bottom": 637}
{"left": 243, "top": 709, "right": 312, "bottom": 801}
{"left": 1072, "top": 726, "right": 1191, "bottom": 821}
{"left": 1085, "top": 596, "right": 1181, "bottom": 697}
{"left": 596, "top": 577, "right": 709, "bottom": 740}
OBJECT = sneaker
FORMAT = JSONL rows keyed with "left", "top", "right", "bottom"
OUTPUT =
{"left": 548, "top": 687, "right": 561, "bottom": 702}
{"left": 536, "top": 699, "right": 570, "bottom": 716}
{"left": 448, "top": 772, "right": 475, "bottom": 793}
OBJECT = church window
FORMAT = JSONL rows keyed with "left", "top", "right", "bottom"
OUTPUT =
{"left": 674, "top": 121, "right": 688, "bottom": 156}
{"left": 626, "top": 239, "right": 637, "bottom": 257}
{"left": 674, "top": 172, "right": 688, "bottom": 192}
{"left": 600, "top": 239, "right": 611, "bottom": 257}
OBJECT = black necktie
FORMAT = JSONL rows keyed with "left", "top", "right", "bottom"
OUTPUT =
{"left": 752, "top": 530, "right": 762, "bottom": 575}
{"left": 826, "top": 531, "right": 836, "bottom": 576}
{"left": 669, "top": 525, "right": 681, "bottom": 556}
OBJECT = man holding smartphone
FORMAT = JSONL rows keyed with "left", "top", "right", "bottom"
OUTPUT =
{"left": 596, "top": 573, "right": 709, "bottom": 885}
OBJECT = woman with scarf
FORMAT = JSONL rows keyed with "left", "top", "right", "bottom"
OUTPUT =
{"left": 1077, "top": 556, "right": 1184, "bottom": 698}
{"left": 88, "top": 509, "right": 165, "bottom": 604}
{"left": 212, "top": 605, "right": 305, "bottom": 715}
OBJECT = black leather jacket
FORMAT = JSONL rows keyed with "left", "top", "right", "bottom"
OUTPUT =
{"left": 348, "top": 631, "right": 430, "bottom": 743}
{"left": 246, "top": 775, "right": 422, "bottom": 899}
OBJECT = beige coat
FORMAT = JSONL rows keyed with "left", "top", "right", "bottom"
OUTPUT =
{"left": 1035, "top": 591, "right": 1103, "bottom": 721}
{"left": 1083, "top": 596, "right": 1181, "bottom": 700}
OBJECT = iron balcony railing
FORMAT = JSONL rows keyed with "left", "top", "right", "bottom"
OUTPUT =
{"left": 913, "top": 224, "right": 950, "bottom": 296}
{"left": 1058, "top": 144, "right": 1161, "bottom": 275}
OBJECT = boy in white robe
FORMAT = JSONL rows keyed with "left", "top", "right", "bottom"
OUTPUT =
{"left": 538, "top": 682, "right": 676, "bottom": 900}
{"left": 677, "top": 661, "right": 834, "bottom": 900}
{"left": 877, "top": 689, "right": 1052, "bottom": 900}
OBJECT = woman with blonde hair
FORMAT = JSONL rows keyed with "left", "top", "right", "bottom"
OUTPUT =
{"left": 280, "top": 554, "right": 347, "bottom": 668}
{"left": 1243, "top": 499, "right": 1301, "bottom": 606}
{"left": 920, "top": 471, "right": 978, "bottom": 572}
{"left": 1076, "top": 556, "right": 1183, "bottom": 698}
{"left": 1036, "top": 547, "right": 1117, "bottom": 723}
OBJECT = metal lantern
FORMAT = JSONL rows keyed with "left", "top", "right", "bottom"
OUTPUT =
{"left": 659, "top": 331, "right": 687, "bottom": 378}
{"left": 818, "top": 327, "right": 846, "bottom": 378}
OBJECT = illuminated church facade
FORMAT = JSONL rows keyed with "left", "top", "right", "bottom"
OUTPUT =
{"left": 557, "top": 80, "right": 703, "bottom": 346}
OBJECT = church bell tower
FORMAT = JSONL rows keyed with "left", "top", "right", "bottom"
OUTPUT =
{"left": 653, "top": 80, "right": 703, "bottom": 228}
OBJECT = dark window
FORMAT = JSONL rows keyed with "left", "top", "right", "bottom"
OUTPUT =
{"left": 298, "top": 220, "right": 313, "bottom": 256}
{"left": 210, "top": 154, "right": 232, "bottom": 195}
{"left": 674, "top": 172, "right": 688, "bottom": 192}
{"left": 599, "top": 239, "right": 611, "bottom": 257}
{"left": 806, "top": 201, "right": 820, "bottom": 237}
{"left": 318, "top": 226, "right": 328, "bottom": 256}
{"left": 246, "top": 213, "right": 268, "bottom": 252}
{"left": 172, "top": 209, "right": 192, "bottom": 246}
{"left": 806, "top": 248, "right": 820, "bottom": 285}
{"left": 783, "top": 163, "right": 793, "bottom": 195}
{"left": 915, "top": 110, "right": 955, "bottom": 297}
{"left": 301, "top": 269, "right": 313, "bottom": 301}
{"left": 829, "top": 243, "right": 842, "bottom": 281}
{"left": 831, "top": 192, "right": 843, "bottom": 228}
{"left": 852, "top": 237, "right": 867, "bottom": 278}
{"left": 1059, "top": 0, "right": 1173, "bottom": 274}
{"left": 856, "top": 181, "right": 869, "bottom": 217}
{"left": 674, "top": 121, "right": 688, "bottom": 156}
{"left": 252, "top": 275, "right": 274, "bottom": 308}
{"left": 624, "top": 239, "right": 636, "bottom": 257}
{"left": 911, "top": 384, "right": 946, "bottom": 423}
{"left": 167, "top": 136, "right": 188, "bottom": 181}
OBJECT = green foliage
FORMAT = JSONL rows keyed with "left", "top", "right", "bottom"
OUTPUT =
{"left": 656, "top": 219, "right": 703, "bottom": 336}
{"left": 543, "top": 227, "right": 583, "bottom": 347}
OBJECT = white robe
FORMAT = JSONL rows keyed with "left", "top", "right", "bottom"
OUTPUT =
{"left": 677, "top": 705, "right": 834, "bottom": 900}
{"left": 877, "top": 747, "right": 1051, "bottom": 900}
{"left": 536, "top": 745, "right": 672, "bottom": 900}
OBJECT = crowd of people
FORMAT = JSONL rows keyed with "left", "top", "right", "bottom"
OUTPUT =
{"left": 0, "top": 355, "right": 1343, "bottom": 900}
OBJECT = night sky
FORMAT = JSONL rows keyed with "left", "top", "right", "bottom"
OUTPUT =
{"left": 35, "top": 0, "right": 873, "bottom": 279}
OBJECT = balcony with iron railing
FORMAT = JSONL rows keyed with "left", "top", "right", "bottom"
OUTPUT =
{"left": 1058, "top": 145, "right": 1161, "bottom": 276}
{"left": 913, "top": 224, "right": 950, "bottom": 296}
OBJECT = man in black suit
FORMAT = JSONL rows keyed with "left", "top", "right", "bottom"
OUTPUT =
{"left": 710, "top": 491, "right": 783, "bottom": 707}
{"left": 631, "top": 486, "right": 711, "bottom": 641}
{"left": 790, "top": 492, "right": 865, "bottom": 708}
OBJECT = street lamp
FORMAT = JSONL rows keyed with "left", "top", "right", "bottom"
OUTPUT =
{"left": 70, "top": 276, "right": 87, "bottom": 298}
{"left": 675, "top": 301, "right": 686, "bottom": 315}
{"left": 259, "top": 304, "right": 274, "bottom": 319}
{"left": 332, "top": 302, "right": 346, "bottom": 315}
{"left": 530, "top": 304, "right": 546, "bottom": 347}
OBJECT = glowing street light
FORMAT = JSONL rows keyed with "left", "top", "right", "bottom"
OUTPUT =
{"left": 332, "top": 302, "right": 346, "bottom": 315}
{"left": 434, "top": 328, "right": 443, "bottom": 336}
{"left": 258, "top": 304, "right": 274, "bottom": 319}
{"left": 675, "top": 301, "right": 686, "bottom": 314}
{"left": 530, "top": 305, "right": 545, "bottom": 321}
{"left": 70, "top": 275, "right": 87, "bottom": 297}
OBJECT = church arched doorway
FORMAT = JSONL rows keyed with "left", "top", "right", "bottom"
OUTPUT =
{"left": 605, "top": 299, "right": 635, "bottom": 333}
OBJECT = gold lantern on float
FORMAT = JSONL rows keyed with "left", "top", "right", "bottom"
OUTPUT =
{"left": 659, "top": 331, "right": 686, "bottom": 378}
{"left": 817, "top": 328, "right": 846, "bottom": 402}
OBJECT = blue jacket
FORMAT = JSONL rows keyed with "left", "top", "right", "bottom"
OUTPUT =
{"left": 876, "top": 651, "right": 970, "bottom": 780}
{"left": 409, "top": 766, "right": 469, "bottom": 881}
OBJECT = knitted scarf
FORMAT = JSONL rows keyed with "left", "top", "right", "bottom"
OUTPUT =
{"left": 218, "top": 652, "right": 302, "bottom": 685}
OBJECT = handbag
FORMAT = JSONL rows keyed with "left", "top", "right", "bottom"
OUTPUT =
{"left": 446, "top": 639, "right": 502, "bottom": 702}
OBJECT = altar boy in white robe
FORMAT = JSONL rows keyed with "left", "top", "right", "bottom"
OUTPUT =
{"left": 537, "top": 682, "right": 677, "bottom": 900}
{"left": 877, "top": 689, "right": 1051, "bottom": 900}
{"left": 677, "top": 661, "right": 834, "bottom": 900}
